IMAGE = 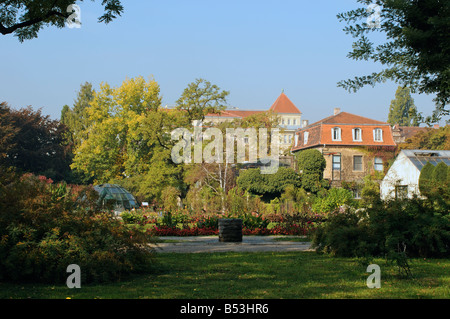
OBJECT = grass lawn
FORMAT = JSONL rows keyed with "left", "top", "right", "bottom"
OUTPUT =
{"left": 0, "top": 252, "right": 448, "bottom": 299}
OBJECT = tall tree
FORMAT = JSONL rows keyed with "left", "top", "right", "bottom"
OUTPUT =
{"left": 337, "top": 0, "right": 449, "bottom": 124}
{"left": 175, "top": 78, "right": 229, "bottom": 123}
{"left": 0, "top": 0, "right": 124, "bottom": 41}
{"left": 70, "top": 76, "right": 184, "bottom": 202}
{"left": 61, "top": 82, "right": 95, "bottom": 149}
{"left": 387, "top": 86, "right": 419, "bottom": 126}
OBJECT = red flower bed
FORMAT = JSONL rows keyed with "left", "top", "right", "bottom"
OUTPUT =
{"left": 242, "top": 224, "right": 309, "bottom": 236}
{"left": 149, "top": 224, "right": 310, "bottom": 237}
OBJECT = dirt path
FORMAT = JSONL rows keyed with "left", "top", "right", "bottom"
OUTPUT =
{"left": 151, "top": 236, "right": 313, "bottom": 253}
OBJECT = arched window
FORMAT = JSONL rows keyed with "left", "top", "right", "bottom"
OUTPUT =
{"left": 332, "top": 127, "right": 341, "bottom": 141}
{"left": 373, "top": 128, "right": 383, "bottom": 142}
{"left": 353, "top": 128, "right": 362, "bottom": 141}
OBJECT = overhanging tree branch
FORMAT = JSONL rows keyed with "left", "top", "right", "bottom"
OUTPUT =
{"left": 0, "top": 10, "right": 69, "bottom": 35}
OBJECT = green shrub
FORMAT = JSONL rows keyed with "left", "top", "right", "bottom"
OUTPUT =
{"left": 418, "top": 162, "right": 434, "bottom": 196}
{"left": 0, "top": 173, "right": 155, "bottom": 283}
{"left": 312, "top": 197, "right": 450, "bottom": 262}
{"left": 240, "top": 212, "right": 269, "bottom": 229}
{"left": 237, "top": 167, "right": 300, "bottom": 198}
{"left": 296, "top": 149, "right": 327, "bottom": 193}
{"left": 312, "top": 188, "right": 355, "bottom": 214}
{"left": 121, "top": 210, "right": 147, "bottom": 224}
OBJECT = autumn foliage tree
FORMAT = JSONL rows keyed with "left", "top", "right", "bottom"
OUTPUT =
{"left": 399, "top": 125, "right": 450, "bottom": 150}
{"left": 0, "top": 102, "right": 71, "bottom": 181}
{"left": 70, "top": 76, "right": 185, "bottom": 202}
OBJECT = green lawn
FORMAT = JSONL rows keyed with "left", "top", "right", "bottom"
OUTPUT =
{"left": 0, "top": 252, "right": 448, "bottom": 299}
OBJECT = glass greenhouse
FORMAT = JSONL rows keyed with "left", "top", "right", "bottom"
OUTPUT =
{"left": 93, "top": 184, "right": 139, "bottom": 214}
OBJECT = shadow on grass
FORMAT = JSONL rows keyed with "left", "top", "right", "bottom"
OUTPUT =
{"left": 0, "top": 252, "right": 448, "bottom": 299}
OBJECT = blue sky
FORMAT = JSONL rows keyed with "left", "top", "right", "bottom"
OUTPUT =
{"left": 0, "top": 0, "right": 445, "bottom": 125}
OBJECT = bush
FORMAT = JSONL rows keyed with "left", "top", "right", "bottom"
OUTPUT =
{"left": 120, "top": 210, "right": 147, "bottom": 224}
{"left": 0, "top": 173, "right": 155, "bottom": 283}
{"left": 312, "top": 198, "right": 450, "bottom": 262}
{"left": 312, "top": 188, "right": 355, "bottom": 214}
{"left": 236, "top": 167, "right": 301, "bottom": 198}
{"left": 418, "top": 162, "right": 434, "bottom": 196}
{"left": 296, "top": 149, "right": 327, "bottom": 193}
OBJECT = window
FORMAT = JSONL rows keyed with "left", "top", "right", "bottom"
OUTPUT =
{"left": 352, "top": 188, "right": 362, "bottom": 199}
{"left": 332, "top": 155, "right": 341, "bottom": 171}
{"left": 288, "top": 134, "right": 292, "bottom": 144}
{"left": 332, "top": 127, "right": 341, "bottom": 141}
{"left": 304, "top": 131, "right": 309, "bottom": 145}
{"left": 282, "top": 119, "right": 285, "bottom": 125}
{"left": 287, "top": 119, "right": 291, "bottom": 125}
{"left": 395, "top": 185, "right": 408, "bottom": 199}
{"left": 284, "top": 135, "right": 287, "bottom": 144}
{"left": 353, "top": 155, "right": 363, "bottom": 171}
{"left": 374, "top": 157, "right": 383, "bottom": 171}
{"left": 293, "top": 119, "right": 297, "bottom": 125}
{"left": 353, "top": 128, "right": 362, "bottom": 141}
{"left": 373, "top": 128, "right": 383, "bottom": 142}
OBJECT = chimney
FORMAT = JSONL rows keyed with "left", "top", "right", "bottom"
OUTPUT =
{"left": 334, "top": 108, "right": 341, "bottom": 115}
{"left": 302, "top": 120, "right": 309, "bottom": 128}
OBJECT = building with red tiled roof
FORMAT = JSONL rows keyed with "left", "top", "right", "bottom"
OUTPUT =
{"left": 391, "top": 124, "right": 437, "bottom": 144}
{"left": 204, "top": 92, "right": 304, "bottom": 151}
{"left": 269, "top": 92, "right": 302, "bottom": 115}
{"left": 291, "top": 108, "right": 398, "bottom": 190}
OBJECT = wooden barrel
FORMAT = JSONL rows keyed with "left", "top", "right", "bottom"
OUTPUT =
{"left": 218, "top": 219, "right": 243, "bottom": 242}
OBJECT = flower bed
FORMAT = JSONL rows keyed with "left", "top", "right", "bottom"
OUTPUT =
{"left": 122, "top": 210, "right": 322, "bottom": 237}
{"left": 150, "top": 226, "right": 219, "bottom": 236}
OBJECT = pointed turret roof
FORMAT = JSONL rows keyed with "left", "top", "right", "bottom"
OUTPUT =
{"left": 269, "top": 92, "right": 302, "bottom": 114}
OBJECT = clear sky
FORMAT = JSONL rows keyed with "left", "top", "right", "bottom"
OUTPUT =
{"left": 0, "top": 0, "right": 446, "bottom": 125}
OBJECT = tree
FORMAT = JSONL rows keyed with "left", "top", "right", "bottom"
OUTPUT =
{"left": 70, "top": 76, "right": 184, "bottom": 201}
{"left": 0, "top": 0, "right": 124, "bottom": 41}
{"left": 387, "top": 86, "right": 419, "bottom": 126}
{"left": 0, "top": 102, "right": 71, "bottom": 181}
{"left": 296, "top": 149, "right": 327, "bottom": 193}
{"left": 337, "top": 0, "right": 449, "bottom": 124}
{"left": 176, "top": 78, "right": 229, "bottom": 123}
{"left": 431, "top": 161, "right": 448, "bottom": 189}
{"left": 161, "top": 185, "right": 181, "bottom": 212}
{"left": 61, "top": 82, "right": 95, "bottom": 149}
{"left": 399, "top": 125, "right": 450, "bottom": 150}
{"left": 0, "top": 102, "right": 18, "bottom": 164}
{"left": 418, "top": 162, "right": 434, "bottom": 196}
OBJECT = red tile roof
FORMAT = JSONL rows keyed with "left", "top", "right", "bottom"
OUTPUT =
{"left": 308, "top": 111, "right": 386, "bottom": 126}
{"left": 205, "top": 110, "right": 265, "bottom": 118}
{"left": 205, "top": 92, "right": 301, "bottom": 118}
{"left": 392, "top": 125, "right": 432, "bottom": 139}
{"left": 292, "top": 112, "right": 397, "bottom": 151}
{"left": 269, "top": 92, "right": 302, "bottom": 114}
